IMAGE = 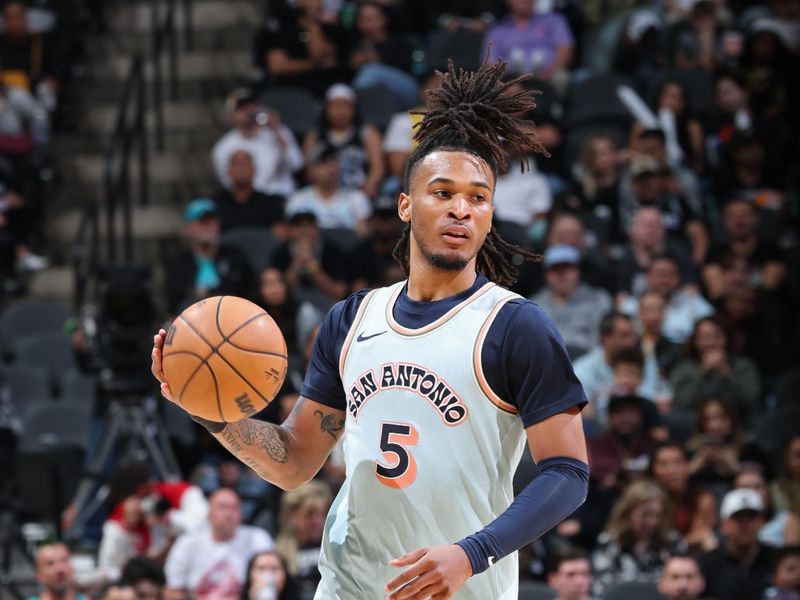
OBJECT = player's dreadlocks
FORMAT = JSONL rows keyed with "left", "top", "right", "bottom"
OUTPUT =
{"left": 392, "top": 54, "right": 549, "bottom": 287}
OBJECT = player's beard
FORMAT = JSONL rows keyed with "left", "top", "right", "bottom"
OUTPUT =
{"left": 411, "top": 220, "right": 476, "bottom": 272}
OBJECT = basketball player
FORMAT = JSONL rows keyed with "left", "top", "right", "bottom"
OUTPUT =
{"left": 152, "top": 56, "right": 589, "bottom": 599}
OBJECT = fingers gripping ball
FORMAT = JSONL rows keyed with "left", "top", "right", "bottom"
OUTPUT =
{"left": 162, "top": 296, "right": 287, "bottom": 422}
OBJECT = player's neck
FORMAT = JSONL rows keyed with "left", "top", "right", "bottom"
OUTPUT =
{"left": 406, "top": 263, "right": 478, "bottom": 302}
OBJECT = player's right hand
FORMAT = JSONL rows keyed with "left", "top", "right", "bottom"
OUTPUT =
{"left": 151, "top": 329, "right": 176, "bottom": 404}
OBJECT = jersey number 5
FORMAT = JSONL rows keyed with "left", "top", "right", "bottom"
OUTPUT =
{"left": 375, "top": 422, "right": 418, "bottom": 489}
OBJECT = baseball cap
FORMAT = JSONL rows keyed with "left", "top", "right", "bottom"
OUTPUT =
{"left": 183, "top": 198, "right": 218, "bottom": 222}
{"left": 225, "top": 87, "right": 256, "bottom": 112}
{"left": 543, "top": 244, "right": 580, "bottom": 269}
{"left": 720, "top": 489, "right": 764, "bottom": 520}
{"left": 608, "top": 394, "right": 646, "bottom": 414}
{"left": 629, "top": 155, "right": 661, "bottom": 179}
{"left": 325, "top": 83, "right": 357, "bottom": 104}
{"left": 286, "top": 206, "right": 318, "bottom": 224}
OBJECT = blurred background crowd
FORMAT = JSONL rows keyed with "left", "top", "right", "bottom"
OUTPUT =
{"left": 0, "top": 0, "right": 798, "bottom": 599}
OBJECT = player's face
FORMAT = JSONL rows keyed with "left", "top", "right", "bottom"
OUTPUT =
{"left": 400, "top": 151, "right": 494, "bottom": 273}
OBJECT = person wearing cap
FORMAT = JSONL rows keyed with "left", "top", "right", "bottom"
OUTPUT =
{"left": 302, "top": 83, "right": 384, "bottom": 199}
{"left": 532, "top": 244, "right": 612, "bottom": 358}
{"left": 270, "top": 208, "right": 350, "bottom": 304}
{"left": 286, "top": 144, "right": 372, "bottom": 236}
{"left": 698, "top": 488, "right": 777, "bottom": 600}
{"left": 164, "top": 199, "right": 254, "bottom": 315}
{"left": 211, "top": 88, "right": 304, "bottom": 198}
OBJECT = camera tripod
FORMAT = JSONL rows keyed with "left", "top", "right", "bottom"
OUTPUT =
{"left": 64, "top": 388, "right": 182, "bottom": 543}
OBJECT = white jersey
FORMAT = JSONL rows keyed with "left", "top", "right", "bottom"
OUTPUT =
{"left": 315, "top": 281, "right": 527, "bottom": 599}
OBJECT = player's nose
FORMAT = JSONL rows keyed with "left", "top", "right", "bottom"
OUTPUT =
{"left": 447, "top": 195, "right": 471, "bottom": 220}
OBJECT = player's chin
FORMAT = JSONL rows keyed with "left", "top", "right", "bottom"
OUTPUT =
{"left": 428, "top": 249, "right": 471, "bottom": 271}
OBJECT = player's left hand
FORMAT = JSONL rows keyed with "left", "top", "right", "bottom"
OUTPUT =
{"left": 385, "top": 545, "right": 473, "bottom": 599}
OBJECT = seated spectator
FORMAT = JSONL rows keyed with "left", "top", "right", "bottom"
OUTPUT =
{"left": 0, "top": 1, "right": 58, "bottom": 109}
{"left": 619, "top": 155, "right": 707, "bottom": 263}
{"left": 545, "top": 212, "right": 615, "bottom": 294}
{"left": 286, "top": 145, "right": 372, "bottom": 235}
{"left": 347, "top": 1, "right": 417, "bottom": 108}
{"left": 591, "top": 480, "right": 685, "bottom": 598}
{"left": 254, "top": 267, "right": 323, "bottom": 357}
{"left": 485, "top": 0, "right": 574, "bottom": 85}
{"left": 493, "top": 123, "right": 552, "bottom": 236}
{"left": 772, "top": 436, "right": 800, "bottom": 517}
{"left": 665, "top": 0, "right": 728, "bottom": 72}
{"left": 546, "top": 546, "right": 593, "bottom": 600}
{"left": 399, "top": 0, "right": 499, "bottom": 35}
{"left": 99, "top": 495, "right": 151, "bottom": 580}
{"left": 349, "top": 196, "right": 404, "bottom": 291}
{"left": 708, "top": 70, "right": 754, "bottom": 169}
{"left": 0, "top": 67, "right": 48, "bottom": 158}
{"left": 97, "top": 583, "right": 135, "bottom": 600}
{"left": 670, "top": 316, "right": 761, "bottom": 424}
{"left": 637, "top": 289, "right": 682, "bottom": 392}
{"left": 383, "top": 71, "right": 440, "bottom": 183}
{"left": 612, "top": 10, "right": 666, "bottom": 90}
{"left": 120, "top": 556, "right": 166, "bottom": 600}
{"left": 256, "top": 0, "right": 346, "bottom": 97}
{"left": 240, "top": 550, "right": 301, "bottom": 600}
{"left": 657, "top": 554, "right": 707, "bottom": 600}
{"left": 558, "top": 132, "right": 624, "bottom": 247}
{"left": 620, "top": 255, "right": 714, "bottom": 344}
{"left": 275, "top": 481, "right": 332, "bottom": 595}
{"left": 687, "top": 396, "right": 764, "bottom": 491}
{"left": 165, "top": 488, "right": 274, "bottom": 600}
{"left": 0, "top": 187, "right": 48, "bottom": 275}
{"left": 650, "top": 441, "right": 718, "bottom": 553}
{"left": 271, "top": 209, "right": 350, "bottom": 302}
{"left": 302, "top": 84, "right": 384, "bottom": 199}
{"left": 30, "top": 542, "right": 88, "bottom": 600}
{"left": 212, "top": 89, "right": 304, "bottom": 198}
{"left": 736, "top": 465, "right": 800, "bottom": 548}
{"left": 703, "top": 197, "right": 787, "bottom": 300}
{"left": 588, "top": 394, "right": 658, "bottom": 495}
{"left": 614, "top": 207, "right": 695, "bottom": 298}
{"left": 763, "top": 546, "right": 800, "bottom": 600}
{"left": 164, "top": 199, "right": 254, "bottom": 315}
{"left": 715, "top": 131, "right": 787, "bottom": 208}
{"left": 532, "top": 244, "right": 612, "bottom": 359}
{"left": 698, "top": 488, "right": 777, "bottom": 600}
{"left": 214, "top": 150, "right": 286, "bottom": 235}
{"left": 193, "top": 457, "right": 276, "bottom": 523}
{"left": 629, "top": 79, "right": 705, "bottom": 174}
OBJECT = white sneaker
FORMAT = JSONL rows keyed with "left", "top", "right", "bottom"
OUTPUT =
{"left": 16, "top": 253, "right": 49, "bottom": 271}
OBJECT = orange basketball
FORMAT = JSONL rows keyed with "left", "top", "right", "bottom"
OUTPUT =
{"left": 161, "top": 296, "right": 287, "bottom": 422}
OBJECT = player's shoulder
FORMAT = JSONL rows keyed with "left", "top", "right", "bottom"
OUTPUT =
{"left": 494, "top": 295, "right": 559, "bottom": 336}
{"left": 325, "top": 287, "right": 373, "bottom": 324}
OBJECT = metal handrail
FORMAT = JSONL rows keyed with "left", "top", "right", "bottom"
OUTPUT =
{"left": 152, "top": 0, "right": 179, "bottom": 150}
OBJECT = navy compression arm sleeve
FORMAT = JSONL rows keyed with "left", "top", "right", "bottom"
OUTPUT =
{"left": 455, "top": 456, "right": 589, "bottom": 574}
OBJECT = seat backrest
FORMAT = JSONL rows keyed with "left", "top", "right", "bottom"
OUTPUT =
{"left": 19, "top": 403, "right": 91, "bottom": 453}
{"left": 426, "top": 29, "right": 485, "bottom": 72}
{"left": 775, "top": 368, "right": 800, "bottom": 408}
{"left": 0, "top": 298, "right": 69, "bottom": 358}
{"left": 356, "top": 85, "right": 398, "bottom": 131}
{"left": 602, "top": 581, "right": 665, "bottom": 600}
{"left": 13, "top": 332, "right": 76, "bottom": 380}
{"left": 322, "top": 227, "right": 361, "bottom": 254}
{"left": 754, "top": 406, "right": 800, "bottom": 472}
{"left": 0, "top": 364, "right": 52, "bottom": 419}
{"left": 259, "top": 87, "right": 319, "bottom": 138}
{"left": 221, "top": 227, "right": 281, "bottom": 274}
{"left": 58, "top": 367, "right": 97, "bottom": 405}
{"left": 566, "top": 73, "right": 635, "bottom": 129}
{"left": 518, "top": 581, "right": 557, "bottom": 600}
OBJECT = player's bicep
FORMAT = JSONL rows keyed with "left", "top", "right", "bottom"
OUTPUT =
{"left": 525, "top": 407, "right": 587, "bottom": 463}
{"left": 282, "top": 395, "right": 346, "bottom": 470}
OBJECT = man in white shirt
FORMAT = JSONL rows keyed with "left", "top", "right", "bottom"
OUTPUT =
{"left": 164, "top": 488, "right": 274, "bottom": 600}
{"left": 212, "top": 89, "right": 304, "bottom": 198}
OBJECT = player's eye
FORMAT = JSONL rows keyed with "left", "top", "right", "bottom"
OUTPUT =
{"left": 474, "top": 194, "right": 486, "bottom": 202}
{"left": 434, "top": 189, "right": 450, "bottom": 198}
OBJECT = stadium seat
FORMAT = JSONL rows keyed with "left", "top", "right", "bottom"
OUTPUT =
{"left": 565, "top": 73, "right": 636, "bottom": 129}
{"left": 774, "top": 368, "right": 800, "bottom": 408}
{"left": 220, "top": 227, "right": 281, "bottom": 274}
{"left": 19, "top": 403, "right": 91, "bottom": 454}
{"left": 0, "top": 365, "right": 52, "bottom": 419}
{"left": 648, "top": 69, "right": 716, "bottom": 126}
{"left": 664, "top": 408, "right": 696, "bottom": 444}
{"left": 13, "top": 332, "right": 77, "bottom": 384}
{"left": 356, "top": 85, "right": 398, "bottom": 131}
{"left": 426, "top": 29, "right": 485, "bottom": 72}
{"left": 754, "top": 406, "right": 800, "bottom": 472}
{"left": 258, "top": 87, "right": 319, "bottom": 138}
{"left": 322, "top": 227, "right": 361, "bottom": 254}
{"left": 518, "top": 581, "right": 557, "bottom": 600}
{"left": 0, "top": 298, "right": 69, "bottom": 360}
{"left": 601, "top": 581, "right": 665, "bottom": 600}
{"left": 58, "top": 368, "right": 97, "bottom": 406}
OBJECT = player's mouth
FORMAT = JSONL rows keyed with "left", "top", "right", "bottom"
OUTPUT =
{"left": 441, "top": 225, "right": 470, "bottom": 245}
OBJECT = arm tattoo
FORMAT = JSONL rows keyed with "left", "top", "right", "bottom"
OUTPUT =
{"left": 315, "top": 409, "right": 345, "bottom": 439}
{"left": 219, "top": 419, "right": 290, "bottom": 476}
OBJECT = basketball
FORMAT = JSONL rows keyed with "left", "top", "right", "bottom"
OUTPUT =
{"left": 161, "top": 296, "right": 287, "bottom": 422}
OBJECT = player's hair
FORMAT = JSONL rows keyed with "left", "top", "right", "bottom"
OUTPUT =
{"left": 393, "top": 54, "right": 547, "bottom": 287}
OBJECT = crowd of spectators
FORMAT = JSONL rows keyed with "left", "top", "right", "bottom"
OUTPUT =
{"left": 9, "top": 0, "right": 800, "bottom": 599}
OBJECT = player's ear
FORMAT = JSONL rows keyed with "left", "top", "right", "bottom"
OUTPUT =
{"left": 398, "top": 193, "right": 412, "bottom": 223}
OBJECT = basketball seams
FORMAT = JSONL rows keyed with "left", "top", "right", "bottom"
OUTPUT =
{"left": 215, "top": 297, "right": 288, "bottom": 358}
{"left": 166, "top": 347, "right": 214, "bottom": 405}
{"left": 179, "top": 307, "right": 273, "bottom": 405}
{"left": 201, "top": 359, "right": 224, "bottom": 421}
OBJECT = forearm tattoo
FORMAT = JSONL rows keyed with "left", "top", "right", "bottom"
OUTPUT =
{"left": 315, "top": 409, "right": 345, "bottom": 439}
{"left": 218, "top": 419, "right": 289, "bottom": 482}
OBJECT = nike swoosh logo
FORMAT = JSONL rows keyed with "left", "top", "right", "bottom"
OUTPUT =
{"left": 356, "top": 330, "right": 387, "bottom": 342}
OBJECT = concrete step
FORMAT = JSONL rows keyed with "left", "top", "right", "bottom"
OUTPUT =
{"left": 89, "top": 26, "right": 258, "bottom": 55}
{"left": 77, "top": 97, "right": 224, "bottom": 135}
{"left": 51, "top": 179, "right": 219, "bottom": 211}
{"left": 55, "top": 126, "right": 223, "bottom": 155}
{"left": 90, "top": 49, "right": 252, "bottom": 84}
{"left": 62, "top": 149, "right": 216, "bottom": 186}
{"left": 109, "top": 0, "right": 261, "bottom": 35}
{"left": 67, "top": 77, "right": 242, "bottom": 106}
{"left": 25, "top": 266, "right": 74, "bottom": 304}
